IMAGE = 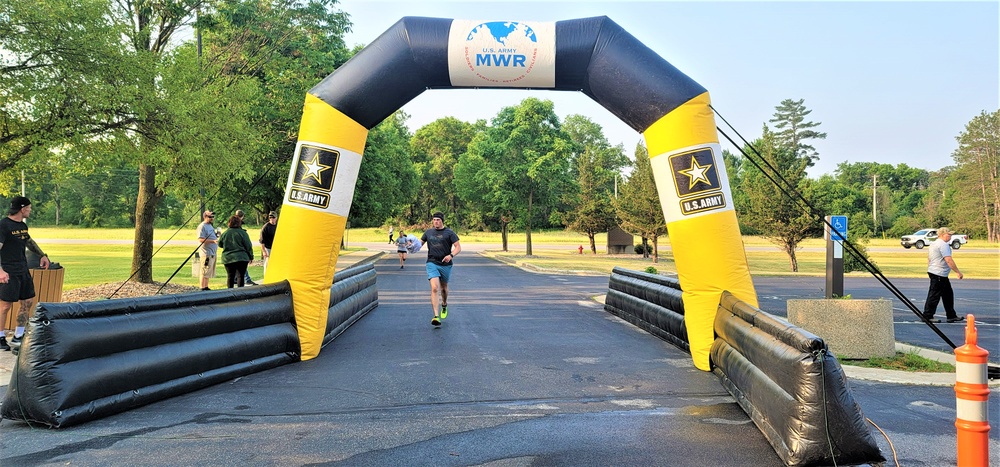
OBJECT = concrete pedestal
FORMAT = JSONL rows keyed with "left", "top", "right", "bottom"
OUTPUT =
{"left": 787, "top": 298, "right": 895, "bottom": 359}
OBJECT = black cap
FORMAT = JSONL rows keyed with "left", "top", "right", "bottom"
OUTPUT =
{"left": 268, "top": 211, "right": 277, "bottom": 218}
{"left": 432, "top": 211, "right": 444, "bottom": 220}
{"left": 10, "top": 196, "right": 30, "bottom": 211}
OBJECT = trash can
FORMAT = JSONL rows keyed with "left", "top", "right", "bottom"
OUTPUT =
{"left": 3, "top": 266, "right": 64, "bottom": 330}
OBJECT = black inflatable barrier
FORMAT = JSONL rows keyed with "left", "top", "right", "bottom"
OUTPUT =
{"left": 323, "top": 262, "right": 379, "bottom": 347}
{"left": 604, "top": 267, "right": 687, "bottom": 351}
{"left": 1, "top": 283, "right": 299, "bottom": 428}
{"left": 711, "top": 291, "right": 884, "bottom": 467}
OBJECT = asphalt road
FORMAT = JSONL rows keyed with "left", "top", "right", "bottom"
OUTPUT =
{"left": 1, "top": 252, "right": 997, "bottom": 466}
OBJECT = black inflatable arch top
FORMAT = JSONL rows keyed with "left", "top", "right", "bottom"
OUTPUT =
{"left": 312, "top": 16, "right": 705, "bottom": 132}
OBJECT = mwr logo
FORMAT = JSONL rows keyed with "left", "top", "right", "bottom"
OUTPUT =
{"left": 463, "top": 21, "right": 540, "bottom": 84}
{"left": 669, "top": 148, "right": 721, "bottom": 197}
{"left": 289, "top": 144, "right": 338, "bottom": 209}
{"left": 680, "top": 193, "right": 727, "bottom": 215}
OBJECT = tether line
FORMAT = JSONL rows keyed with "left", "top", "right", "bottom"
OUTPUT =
{"left": 711, "top": 104, "right": 957, "bottom": 350}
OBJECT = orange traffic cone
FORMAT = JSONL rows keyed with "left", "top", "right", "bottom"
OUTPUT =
{"left": 954, "top": 314, "right": 990, "bottom": 466}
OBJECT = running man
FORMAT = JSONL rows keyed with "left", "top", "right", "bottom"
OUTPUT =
{"left": 396, "top": 230, "right": 411, "bottom": 269}
{"left": 421, "top": 212, "right": 461, "bottom": 326}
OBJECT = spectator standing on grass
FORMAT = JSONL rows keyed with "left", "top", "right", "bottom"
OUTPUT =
{"left": 218, "top": 215, "right": 254, "bottom": 288}
{"left": 922, "top": 227, "right": 964, "bottom": 323}
{"left": 196, "top": 210, "right": 219, "bottom": 291}
{"left": 260, "top": 211, "right": 278, "bottom": 275}
{"left": 0, "top": 196, "right": 50, "bottom": 353}
{"left": 234, "top": 210, "right": 258, "bottom": 285}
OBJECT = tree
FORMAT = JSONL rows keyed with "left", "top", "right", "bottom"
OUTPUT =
{"left": 349, "top": 111, "right": 419, "bottom": 227}
{"left": 125, "top": 42, "right": 267, "bottom": 282}
{"left": 769, "top": 98, "right": 827, "bottom": 167}
{"left": 409, "top": 117, "right": 481, "bottom": 226}
{"left": 200, "top": 0, "right": 354, "bottom": 220}
{"left": 562, "top": 115, "right": 628, "bottom": 253}
{"left": 949, "top": 110, "right": 999, "bottom": 242}
{"left": 739, "top": 126, "right": 815, "bottom": 272}
{"left": 456, "top": 98, "right": 574, "bottom": 255}
{"left": 116, "top": 0, "right": 354, "bottom": 282}
{"left": 2, "top": 0, "right": 272, "bottom": 282}
{"left": 0, "top": 0, "right": 139, "bottom": 170}
{"left": 828, "top": 161, "right": 930, "bottom": 237}
{"left": 612, "top": 143, "right": 667, "bottom": 262}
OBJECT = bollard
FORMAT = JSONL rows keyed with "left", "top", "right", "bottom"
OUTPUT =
{"left": 954, "top": 314, "right": 990, "bottom": 466}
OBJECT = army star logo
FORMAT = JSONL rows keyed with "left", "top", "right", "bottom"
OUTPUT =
{"left": 300, "top": 153, "right": 331, "bottom": 184}
{"left": 289, "top": 144, "right": 339, "bottom": 209}
{"left": 679, "top": 159, "right": 712, "bottom": 190}
{"left": 669, "top": 148, "right": 721, "bottom": 197}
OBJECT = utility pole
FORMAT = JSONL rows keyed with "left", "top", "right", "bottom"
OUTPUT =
{"left": 872, "top": 174, "right": 877, "bottom": 235}
{"left": 196, "top": 7, "right": 205, "bottom": 216}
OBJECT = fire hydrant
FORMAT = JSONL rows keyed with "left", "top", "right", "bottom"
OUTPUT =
{"left": 578, "top": 245, "right": 584, "bottom": 254}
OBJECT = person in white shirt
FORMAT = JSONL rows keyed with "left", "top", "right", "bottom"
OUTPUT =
{"left": 922, "top": 227, "right": 964, "bottom": 323}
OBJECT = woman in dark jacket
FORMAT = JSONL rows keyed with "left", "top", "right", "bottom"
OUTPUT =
{"left": 218, "top": 215, "right": 254, "bottom": 288}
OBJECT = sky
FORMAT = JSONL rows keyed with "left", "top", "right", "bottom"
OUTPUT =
{"left": 336, "top": 1, "right": 998, "bottom": 178}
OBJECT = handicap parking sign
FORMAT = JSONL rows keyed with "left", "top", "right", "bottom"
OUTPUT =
{"left": 830, "top": 215, "right": 847, "bottom": 241}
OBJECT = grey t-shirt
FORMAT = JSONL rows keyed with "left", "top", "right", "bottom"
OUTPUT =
{"left": 198, "top": 222, "right": 219, "bottom": 256}
{"left": 927, "top": 238, "right": 952, "bottom": 277}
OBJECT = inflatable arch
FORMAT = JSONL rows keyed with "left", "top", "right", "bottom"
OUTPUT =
{"left": 264, "top": 16, "right": 758, "bottom": 370}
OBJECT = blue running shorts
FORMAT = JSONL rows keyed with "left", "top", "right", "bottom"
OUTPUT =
{"left": 425, "top": 262, "right": 452, "bottom": 284}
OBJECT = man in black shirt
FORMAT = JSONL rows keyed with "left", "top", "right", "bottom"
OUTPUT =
{"left": 0, "top": 196, "right": 50, "bottom": 352}
{"left": 421, "top": 212, "right": 461, "bottom": 327}
{"left": 260, "top": 211, "right": 278, "bottom": 276}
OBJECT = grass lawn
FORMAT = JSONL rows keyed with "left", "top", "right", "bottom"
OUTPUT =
{"left": 839, "top": 352, "right": 955, "bottom": 373}
{"left": 25, "top": 227, "right": 1000, "bottom": 291}
{"left": 45, "top": 244, "right": 234, "bottom": 290}
{"left": 482, "top": 233, "right": 998, "bottom": 279}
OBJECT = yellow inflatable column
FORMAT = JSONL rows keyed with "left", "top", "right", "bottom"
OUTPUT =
{"left": 265, "top": 94, "right": 368, "bottom": 360}
{"left": 643, "top": 92, "right": 758, "bottom": 371}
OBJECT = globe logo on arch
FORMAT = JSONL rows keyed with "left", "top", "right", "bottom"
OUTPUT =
{"left": 462, "top": 21, "right": 540, "bottom": 85}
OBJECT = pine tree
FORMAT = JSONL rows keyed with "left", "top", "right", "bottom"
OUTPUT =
{"left": 769, "top": 98, "right": 827, "bottom": 167}
{"left": 612, "top": 143, "right": 667, "bottom": 262}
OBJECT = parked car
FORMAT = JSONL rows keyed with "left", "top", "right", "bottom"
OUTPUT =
{"left": 900, "top": 228, "right": 968, "bottom": 249}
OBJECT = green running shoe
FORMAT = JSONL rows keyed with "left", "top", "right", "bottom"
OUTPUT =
{"left": 431, "top": 317, "right": 441, "bottom": 326}
{"left": 441, "top": 305, "right": 448, "bottom": 319}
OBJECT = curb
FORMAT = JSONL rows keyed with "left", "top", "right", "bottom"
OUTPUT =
{"left": 480, "top": 250, "right": 604, "bottom": 276}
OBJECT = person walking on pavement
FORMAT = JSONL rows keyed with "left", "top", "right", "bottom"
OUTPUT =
{"left": 234, "top": 210, "right": 257, "bottom": 285}
{"left": 421, "top": 212, "right": 461, "bottom": 327}
{"left": 922, "top": 227, "right": 964, "bottom": 323}
{"left": 388, "top": 225, "right": 395, "bottom": 244}
{"left": 218, "top": 215, "right": 254, "bottom": 288}
{"left": 260, "top": 211, "right": 278, "bottom": 276}
{"left": 0, "top": 196, "right": 50, "bottom": 353}
{"left": 396, "top": 230, "right": 411, "bottom": 269}
{"left": 197, "top": 210, "right": 219, "bottom": 291}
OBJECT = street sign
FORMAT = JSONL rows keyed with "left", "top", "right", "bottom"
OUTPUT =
{"left": 830, "top": 215, "right": 848, "bottom": 241}
{"left": 825, "top": 215, "right": 847, "bottom": 298}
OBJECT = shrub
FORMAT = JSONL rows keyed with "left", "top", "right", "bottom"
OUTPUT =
{"left": 644, "top": 266, "right": 658, "bottom": 274}
{"left": 843, "top": 234, "right": 879, "bottom": 274}
{"left": 634, "top": 244, "right": 651, "bottom": 254}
